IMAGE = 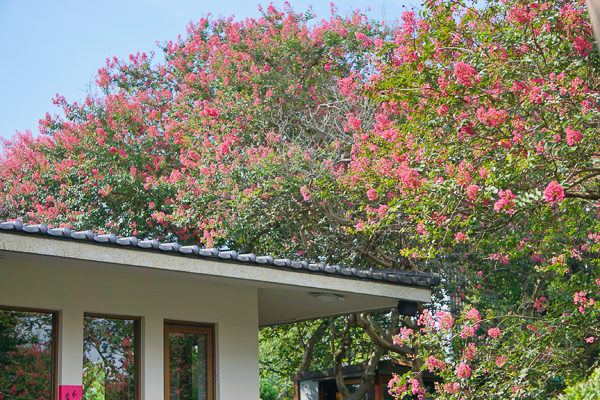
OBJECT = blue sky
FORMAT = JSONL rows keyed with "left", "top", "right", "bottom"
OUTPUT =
{"left": 0, "top": 0, "right": 417, "bottom": 141}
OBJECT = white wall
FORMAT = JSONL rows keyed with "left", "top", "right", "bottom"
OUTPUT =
{"left": 0, "top": 256, "right": 259, "bottom": 400}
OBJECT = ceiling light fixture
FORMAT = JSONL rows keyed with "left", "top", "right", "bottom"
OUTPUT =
{"left": 310, "top": 292, "right": 345, "bottom": 303}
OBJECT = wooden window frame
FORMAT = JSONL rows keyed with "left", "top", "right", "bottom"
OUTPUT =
{"left": 0, "top": 305, "right": 59, "bottom": 400}
{"left": 164, "top": 320, "right": 215, "bottom": 400}
{"left": 84, "top": 313, "right": 141, "bottom": 400}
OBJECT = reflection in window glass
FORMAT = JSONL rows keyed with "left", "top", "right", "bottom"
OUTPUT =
{"left": 168, "top": 332, "right": 208, "bottom": 400}
{"left": 83, "top": 315, "right": 138, "bottom": 400}
{"left": 0, "top": 308, "right": 55, "bottom": 400}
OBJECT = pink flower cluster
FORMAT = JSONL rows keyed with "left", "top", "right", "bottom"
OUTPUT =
{"left": 366, "top": 187, "right": 378, "bottom": 201}
{"left": 463, "top": 343, "right": 476, "bottom": 362}
{"left": 544, "top": 181, "right": 564, "bottom": 203}
{"left": 408, "top": 377, "right": 425, "bottom": 397}
{"left": 444, "top": 382, "right": 461, "bottom": 394}
{"left": 425, "top": 355, "right": 447, "bottom": 372}
{"left": 534, "top": 296, "right": 547, "bottom": 313}
{"left": 460, "top": 308, "right": 481, "bottom": 338}
{"left": 454, "top": 61, "right": 479, "bottom": 86}
{"left": 432, "top": 311, "right": 454, "bottom": 331}
{"left": 466, "top": 308, "right": 481, "bottom": 322}
{"left": 300, "top": 186, "right": 312, "bottom": 202}
{"left": 565, "top": 127, "right": 582, "bottom": 146}
{"left": 387, "top": 375, "right": 406, "bottom": 396}
{"left": 574, "top": 291, "right": 595, "bottom": 314}
{"left": 417, "top": 309, "right": 435, "bottom": 331}
{"left": 456, "top": 363, "right": 472, "bottom": 378}
{"left": 488, "top": 327, "right": 502, "bottom": 338}
{"left": 496, "top": 355, "right": 509, "bottom": 367}
{"left": 392, "top": 327, "right": 414, "bottom": 345}
{"left": 507, "top": 4, "right": 536, "bottom": 24}
{"left": 494, "top": 189, "right": 516, "bottom": 214}
{"left": 455, "top": 232, "right": 467, "bottom": 242}
{"left": 466, "top": 184, "right": 479, "bottom": 200}
{"left": 573, "top": 36, "right": 592, "bottom": 57}
{"left": 477, "top": 107, "right": 508, "bottom": 127}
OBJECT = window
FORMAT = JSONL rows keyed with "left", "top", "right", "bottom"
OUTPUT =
{"left": 0, "top": 306, "right": 58, "bottom": 400}
{"left": 164, "top": 321, "right": 214, "bottom": 400}
{"left": 83, "top": 314, "right": 140, "bottom": 400}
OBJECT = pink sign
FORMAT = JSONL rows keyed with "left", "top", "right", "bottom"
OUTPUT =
{"left": 59, "top": 385, "right": 82, "bottom": 400}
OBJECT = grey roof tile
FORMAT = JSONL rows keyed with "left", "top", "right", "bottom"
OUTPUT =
{"left": 0, "top": 220, "right": 440, "bottom": 288}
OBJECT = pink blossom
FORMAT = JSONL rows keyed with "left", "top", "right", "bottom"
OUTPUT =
{"left": 587, "top": 337, "right": 596, "bottom": 343}
{"left": 477, "top": 107, "right": 508, "bottom": 127}
{"left": 455, "top": 232, "right": 467, "bottom": 242}
{"left": 417, "top": 309, "right": 435, "bottom": 330}
{"left": 454, "top": 62, "right": 478, "bottom": 86}
{"left": 393, "top": 327, "right": 414, "bottom": 345}
{"left": 355, "top": 221, "right": 365, "bottom": 231}
{"left": 463, "top": 343, "right": 476, "bottom": 361}
{"left": 566, "top": 127, "right": 582, "bottom": 146}
{"left": 466, "top": 184, "right": 479, "bottom": 200}
{"left": 444, "top": 382, "right": 460, "bottom": 394}
{"left": 465, "top": 308, "right": 481, "bottom": 322}
{"left": 496, "top": 355, "right": 509, "bottom": 367}
{"left": 507, "top": 4, "right": 535, "bottom": 24}
{"left": 354, "top": 32, "right": 372, "bottom": 46}
{"left": 408, "top": 377, "right": 425, "bottom": 396}
{"left": 347, "top": 116, "right": 362, "bottom": 131}
{"left": 401, "top": 11, "right": 416, "bottom": 37}
{"left": 573, "top": 36, "right": 592, "bottom": 57}
{"left": 544, "top": 181, "right": 564, "bottom": 203}
{"left": 456, "top": 363, "right": 472, "bottom": 378}
{"left": 488, "top": 327, "right": 502, "bottom": 338}
{"left": 367, "top": 188, "right": 378, "bottom": 201}
{"left": 534, "top": 297, "right": 547, "bottom": 313}
{"left": 387, "top": 375, "right": 407, "bottom": 396}
{"left": 169, "top": 169, "right": 182, "bottom": 183}
{"left": 435, "top": 311, "right": 454, "bottom": 330}
{"left": 437, "top": 104, "right": 449, "bottom": 116}
{"left": 460, "top": 326, "right": 475, "bottom": 338}
{"left": 300, "top": 186, "right": 311, "bottom": 201}
{"left": 425, "top": 355, "right": 447, "bottom": 372}
{"left": 494, "top": 189, "right": 516, "bottom": 214}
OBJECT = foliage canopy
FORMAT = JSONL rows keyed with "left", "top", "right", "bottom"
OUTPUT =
{"left": 2, "top": 0, "right": 600, "bottom": 398}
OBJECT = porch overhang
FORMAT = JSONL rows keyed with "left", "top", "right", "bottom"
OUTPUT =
{"left": 0, "top": 229, "right": 433, "bottom": 326}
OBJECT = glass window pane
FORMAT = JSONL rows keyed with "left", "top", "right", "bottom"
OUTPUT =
{"left": 0, "top": 308, "right": 55, "bottom": 400}
{"left": 83, "top": 316, "right": 138, "bottom": 400}
{"left": 168, "top": 332, "right": 208, "bottom": 400}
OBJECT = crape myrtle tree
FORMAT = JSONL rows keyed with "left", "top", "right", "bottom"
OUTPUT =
{"left": 0, "top": 4, "right": 383, "bottom": 264}
{"left": 347, "top": 0, "right": 600, "bottom": 398}
{"left": 0, "top": 4, "right": 415, "bottom": 400}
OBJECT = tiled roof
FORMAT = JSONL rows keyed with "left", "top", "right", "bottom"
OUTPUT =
{"left": 0, "top": 220, "right": 440, "bottom": 288}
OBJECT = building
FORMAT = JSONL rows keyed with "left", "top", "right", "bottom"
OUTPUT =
{"left": 0, "top": 220, "right": 439, "bottom": 400}
{"left": 293, "top": 359, "right": 442, "bottom": 400}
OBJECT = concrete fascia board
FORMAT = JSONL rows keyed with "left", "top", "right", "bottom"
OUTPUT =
{"left": 0, "top": 232, "right": 431, "bottom": 302}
